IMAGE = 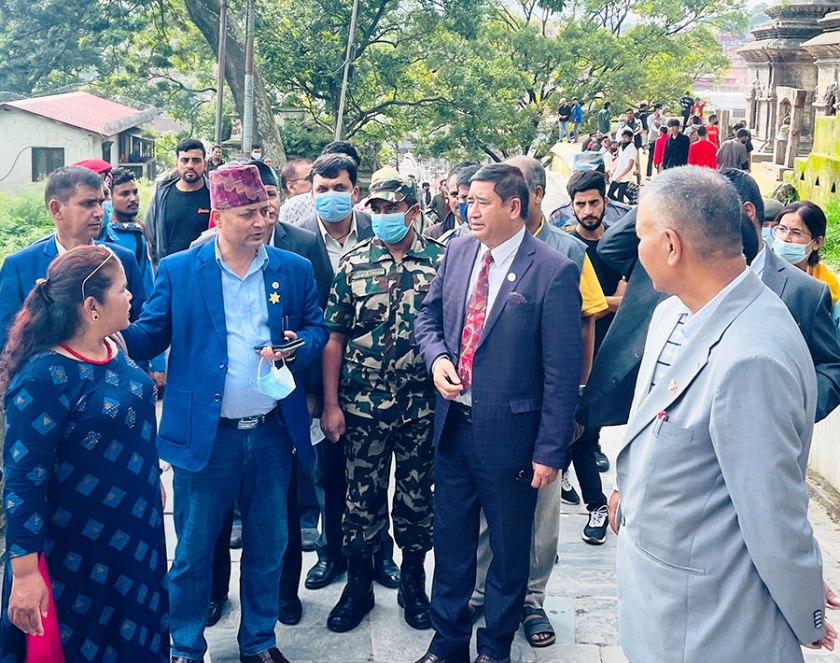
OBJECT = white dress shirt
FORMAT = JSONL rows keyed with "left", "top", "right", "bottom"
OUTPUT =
{"left": 750, "top": 245, "right": 767, "bottom": 279}
{"left": 318, "top": 213, "right": 359, "bottom": 272}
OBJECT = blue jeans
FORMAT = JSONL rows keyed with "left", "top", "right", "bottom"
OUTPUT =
{"left": 169, "top": 417, "right": 293, "bottom": 659}
{"left": 558, "top": 120, "right": 570, "bottom": 142}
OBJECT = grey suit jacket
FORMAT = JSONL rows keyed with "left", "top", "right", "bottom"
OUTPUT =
{"left": 616, "top": 271, "right": 825, "bottom": 662}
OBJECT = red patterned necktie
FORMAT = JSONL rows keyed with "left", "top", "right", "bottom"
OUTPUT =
{"left": 458, "top": 250, "right": 494, "bottom": 389}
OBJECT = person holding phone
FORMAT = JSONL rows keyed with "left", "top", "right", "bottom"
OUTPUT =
{"left": 121, "top": 164, "right": 327, "bottom": 663}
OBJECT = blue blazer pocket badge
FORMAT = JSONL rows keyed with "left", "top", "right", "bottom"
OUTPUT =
{"left": 507, "top": 291, "right": 528, "bottom": 305}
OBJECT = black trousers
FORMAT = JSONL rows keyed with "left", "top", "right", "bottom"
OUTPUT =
{"left": 646, "top": 142, "right": 657, "bottom": 177}
{"left": 607, "top": 181, "right": 629, "bottom": 203}
{"left": 428, "top": 408, "right": 537, "bottom": 661}
{"left": 562, "top": 427, "right": 607, "bottom": 511}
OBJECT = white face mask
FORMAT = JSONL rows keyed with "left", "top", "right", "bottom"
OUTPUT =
{"left": 255, "top": 356, "right": 295, "bottom": 400}
{"left": 251, "top": 151, "right": 263, "bottom": 161}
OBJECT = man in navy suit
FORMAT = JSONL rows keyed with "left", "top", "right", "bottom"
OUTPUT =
{"left": 122, "top": 164, "right": 328, "bottom": 663}
{"left": 414, "top": 164, "right": 582, "bottom": 663}
{"left": 0, "top": 166, "right": 147, "bottom": 348}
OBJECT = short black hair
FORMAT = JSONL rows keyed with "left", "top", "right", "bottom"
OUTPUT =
{"left": 110, "top": 167, "right": 136, "bottom": 188}
{"left": 736, "top": 128, "right": 750, "bottom": 138}
{"left": 449, "top": 160, "right": 480, "bottom": 179}
{"left": 691, "top": 115, "right": 702, "bottom": 125}
{"left": 212, "top": 144, "right": 222, "bottom": 150}
{"left": 776, "top": 201, "right": 828, "bottom": 266}
{"left": 456, "top": 164, "right": 482, "bottom": 188}
{"left": 310, "top": 153, "right": 358, "bottom": 185}
{"left": 654, "top": 102, "right": 663, "bottom": 109}
{"left": 176, "top": 138, "right": 205, "bottom": 156}
{"left": 320, "top": 140, "right": 361, "bottom": 165}
{"left": 44, "top": 166, "right": 103, "bottom": 206}
{"left": 621, "top": 128, "right": 634, "bottom": 138}
{"left": 567, "top": 170, "right": 606, "bottom": 199}
{"left": 719, "top": 168, "right": 764, "bottom": 225}
{"left": 697, "top": 126, "right": 707, "bottom": 137}
{"left": 667, "top": 118, "right": 681, "bottom": 127}
{"left": 248, "top": 159, "right": 278, "bottom": 188}
{"left": 470, "top": 163, "right": 529, "bottom": 220}
{"left": 252, "top": 143, "right": 262, "bottom": 150}
{"left": 604, "top": 101, "right": 611, "bottom": 109}
{"left": 422, "top": 181, "right": 430, "bottom": 187}
{"left": 659, "top": 126, "right": 668, "bottom": 134}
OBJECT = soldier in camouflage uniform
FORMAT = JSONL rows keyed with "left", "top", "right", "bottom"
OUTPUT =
{"left": 321, "top": 166, "right": 444, "bottom": 634}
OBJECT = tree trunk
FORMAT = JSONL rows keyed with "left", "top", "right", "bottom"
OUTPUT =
{"left": 184, "top": 0, "right": 287, "bottom": 164}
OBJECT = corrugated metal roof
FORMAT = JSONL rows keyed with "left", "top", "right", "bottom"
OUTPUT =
{"left": 1, "top": 91, "right": 158, "bottom": 136}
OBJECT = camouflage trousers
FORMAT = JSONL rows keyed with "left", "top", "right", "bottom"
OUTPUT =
{"left": 342, "top": 412, "right": 434, "bottom": 558}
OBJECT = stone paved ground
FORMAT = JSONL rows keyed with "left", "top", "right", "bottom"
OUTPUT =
{"left": 162, "top": 424, "right": 840, "bottom": 663}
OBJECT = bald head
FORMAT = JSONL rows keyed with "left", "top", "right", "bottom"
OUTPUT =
{"left": 506, "top": 155, "right": 545, "bottom": 225}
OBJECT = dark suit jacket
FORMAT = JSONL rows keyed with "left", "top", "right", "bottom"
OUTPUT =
{"left": 414, "top": 231, "right": 582, "bottom": 471}
{"left": 273, "top": 222, "right": 333, "bottom": 304}
{"left": 662, "top": 133, "right": 690, "bottom": 169}
{"left": 0, "top": 234, "right": 148, "bottom": 348}
{"left": 121, "top": 241, "right": 328, "bottom": 471}
{"left": 298, "top": 210, "right": 373, "bottom": 307}
{"left": 582, "top": 208, "right": 840, "bottom": 428}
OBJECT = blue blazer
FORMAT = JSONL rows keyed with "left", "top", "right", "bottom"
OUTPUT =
{"left": 121, "top": 240, "right": 328, "bottom": 472}
{"left": 0, "top": 234, "right": 148, "bottom": 349}
{"left": 414, "top": 231, "right": 583, "bottom": 471}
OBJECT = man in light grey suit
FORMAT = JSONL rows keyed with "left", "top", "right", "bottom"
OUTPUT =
{"left": 614, "top": 167, "right": 834, "bottom": 662}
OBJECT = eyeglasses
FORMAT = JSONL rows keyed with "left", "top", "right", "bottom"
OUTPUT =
{"left": 774, "top": 225, "right": 812, "bottom": 241}
{"left": 81, "top": 249, "right": 116, "bottom": 300}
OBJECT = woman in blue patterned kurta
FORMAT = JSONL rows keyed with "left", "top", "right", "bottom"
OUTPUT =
{"left": 0, "top": 245, "right": 168, "bottom": 662}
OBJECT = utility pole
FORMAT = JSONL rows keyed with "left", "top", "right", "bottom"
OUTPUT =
{"left": 334, "top": 0, "right": 360, "bottom": 140}
{"left": 213, "top": 0, "right": 228, "bottom": 146}
{"left": 241, "top": 0, "right": 256, "bottom": 157}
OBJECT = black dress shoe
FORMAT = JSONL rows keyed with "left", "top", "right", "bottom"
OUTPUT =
{"left": 594, "top": 449, "right": 610, "bottom": 473}
{"left": 206, "top": 595, "right": 227, "bottom": 627}
{"left": 171, "top": 658, "right": 204, "bottom": 663}
{"left": 305, "top": 556, "right": 347, "bottom": 590}
{"left": 374, "top": 554, "right": 400, "bottom": 588}
{"left": 277, "top": 596, "right": 302, "bottom": 625}
{"left": 412, "top": 648, "right": 470, "bottom": 663}
{"left": 474, "top": 655, "right": 511, "bottom": 663}
{"left": 240, "top": 648, "right": 290, "bottom": 663}
{"left": 327, "top": 556, "right": 375, "bottom": 633}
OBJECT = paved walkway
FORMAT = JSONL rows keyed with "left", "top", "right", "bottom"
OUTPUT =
{"left": 161, "top": 424, "right": 840, "bottom": 662}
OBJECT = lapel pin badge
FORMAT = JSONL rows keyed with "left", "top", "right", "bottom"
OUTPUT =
{"left": 271, "top": 281, "right": 280, "bottom": 289}
{"left": 269, "top": 291, "right": 281, "bottom": 304}
{"left": 668, "top": 379, "right": 677, "bottom": 395}
{"left": 507, "top": 272, "right": 516, "bottom": 282}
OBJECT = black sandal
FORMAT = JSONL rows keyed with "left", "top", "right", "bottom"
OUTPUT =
{"left": 522, "top": 605, "right": 556, "bottom": 648}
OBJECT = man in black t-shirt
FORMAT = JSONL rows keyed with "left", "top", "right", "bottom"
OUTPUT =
{"left": 564, "top": 171, "right": 626, "bottom": 546}
{"left": 145, "top": 138, "right": 211, "bottom": 262}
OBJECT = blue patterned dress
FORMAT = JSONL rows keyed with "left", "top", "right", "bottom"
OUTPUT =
{"left": 1, "top": 350, "right": 169, "bottom": 662}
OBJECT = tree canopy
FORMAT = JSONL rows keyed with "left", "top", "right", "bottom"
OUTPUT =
{"left": 0, "top": 0, "right": 748, "bottom": 163}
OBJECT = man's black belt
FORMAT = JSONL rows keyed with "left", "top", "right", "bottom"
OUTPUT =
{"left": 220, "top": 408, "right": 277, "bottom": 430}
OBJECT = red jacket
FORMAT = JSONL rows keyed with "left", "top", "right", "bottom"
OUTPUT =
{"left": 688, "top": 139, "right": 718, "bottom": 169}
{"left": 653, "top": 134, "right": 668, "bottom": 167}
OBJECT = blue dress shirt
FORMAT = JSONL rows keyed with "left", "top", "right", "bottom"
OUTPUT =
{"left": 215, "top": 240, "right": 277, "bottom": 418}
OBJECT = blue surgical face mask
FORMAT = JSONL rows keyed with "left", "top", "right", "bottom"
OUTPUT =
{"left": 761, "top": 226, "right": 774, "bottom": 246}
{"left": 314, "top": 191, "right": 353, "bottom": 223}
{"left": 103, "top": 200, "right": 113, "bottom": 227}
{"left": 458, "top": 201, "right": 469, "bottom": 223}
{"left": 256, "top": 357, "right": 296, "bottom": 400}
{"left": 772, "top": 237, "right": 813, "bottom": 265}
{"left": 371, "top": 212, "right": 411, "bottom": 244}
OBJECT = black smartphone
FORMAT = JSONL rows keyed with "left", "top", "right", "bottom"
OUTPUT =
{"left": 515, "top": 468, "right": 534, "bottom": 483}
{"left": 253, "top": 338, "right": 305, "bottom": 353}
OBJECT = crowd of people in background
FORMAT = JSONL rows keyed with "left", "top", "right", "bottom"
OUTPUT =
{"left": 0, "top": 110, "right": 839, "bottom": 663}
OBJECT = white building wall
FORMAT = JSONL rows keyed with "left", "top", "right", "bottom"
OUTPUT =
{"left": 0, "top": 109, "right": 103, "bottom": 194}
{"left": 811, "top": 409, "right": 840, "bottom": 493}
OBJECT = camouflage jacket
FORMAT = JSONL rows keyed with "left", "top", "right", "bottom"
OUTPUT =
{"left": 325, "top": 232, "right": 444, "bottom": 420}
